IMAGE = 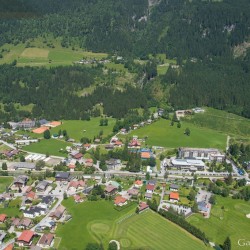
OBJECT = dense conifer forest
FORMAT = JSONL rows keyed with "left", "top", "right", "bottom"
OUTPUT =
{"left": 0, "top": 0, "right": 250, "bottom": 119}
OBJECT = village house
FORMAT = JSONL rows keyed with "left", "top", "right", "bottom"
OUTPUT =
{"left": 138, "top": 202, "right": 149, "bottom": 213}
{"left": 105, "top": 144, "right": 115, "bottom": 150}
{"left": 68, "top": 180, "right": 85, "bottom": 192}
{"left": 197, "top": 201, "right": 210, "bottom": 217}
{"left": 36, "top": 180, "right": 50, "bottom": 192}
{"left": 0, "top": 214, "right": 7, "bottom": 223}
{"left": 114, "top": 196, "right": 127, "bottom": 206}
{"left": 18, "top": 118, "right": 36, "bottom": 129}
{"left": 50, "top": 205, "right": 65, "bottom": 220}
{"left": 169, "top": 192, "right": 179, "bottom": 203}
{"left": 12, "top": 218, "right": 32, "bottom": 229}
{"left": 127, "top": 188, "right": 139, "bottom": 198}
{"left": 13, "top": 175, "right": 29, "bottom": 189}
{"left": 68, "top": 164, "right": 76, "bottom": 172}
{"left": 55, "top": 172, "right": 70, "bottom": 182}
{"left": 3, "top": 243, "right": 13, "bottom": 250}
{"left": 17, "top": 230, "right": 35, "bottom": 247}
{"left": 134, "top": 180, "right": 143, "bottom": 188}
{"left": 25, "top": 191, "right": 36, "bottom": 204}
{"left": 105, "top": 159, "right": 121, "bottom": 170}
{"left": 83, "top": 144, "right": 91, "bottom": 150}
{"left": 85, "top": 158, "right": 94, "bottom": 167}
{"left": 114, "top": 140, "right": 123, "bottom": 147}
{"left": 169, "top": 184, "right": 179, "bottom": 192}
{"left": 37, "top": 233, "right": 54, "bottom": 249}
{"left": 104, "top": 185, "right": 117, "bottom": 196}
{"left": 120, "top": 128, "right": 127, "bottom": 134}
{"left": 146, "top": 184, "right": 155, "bottom": 193}
{"left": 37, "top": 196, "right": 54, "bottom": 209}
{"left": 73, "top": 194, "right": 83, "bottom": 203}
{"left": 23, "top": 206, "right": 46, "bottom": 219}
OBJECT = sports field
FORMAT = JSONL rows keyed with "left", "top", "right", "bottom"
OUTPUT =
{"left": 50, "top": 118, "right": 116, "bottom": 141}
{"left": 0, "top": 176, "right": 13, "bottom": 193}
{"left": 56, "top": 199, "right": 207, "bottom": 250}
{"left": 124, "top": 119, "right": 227, "bottom": 149}
{"left": 23, "top": 139, "right": 71, "bottom": 157}
{"left": 187, "top": 196, "right": 250, "bottom": 249}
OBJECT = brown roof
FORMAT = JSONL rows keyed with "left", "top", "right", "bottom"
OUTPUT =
{"left": 50, "top": 205, "right": 65, "bottom": 219}
{"left": 127, "top": 188, "right": 139, "bottom": 196}
{"left": 105, "top": 185, "right": 117, "bottom": 193}
{"left": 20, "top": 218, "right": 32, "bottom": 227}
{"left": 38, "top": 233, "right": 54, "bottom": 246}
{"left": 12, "top": 218, "right": 20, "bottom": 226}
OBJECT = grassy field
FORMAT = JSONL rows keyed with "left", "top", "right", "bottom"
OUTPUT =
{"left": 23, "top": 139, "right": 71, "bottom": 157}
{"left": 0, "top": 39, "right": 108, "bottom": 67}
{"left": 187, "top": 196, "right": 250, "bottom": 249}
{"left": 50, "top": 118, "right": 116, "bottom": 141}
{"left": 56, "top": 199, "right": 207, "bottom": 250}
{"left": 183, "top": 108, "right": 250, "bottom": 139}
{"left": 0, "top": 177, "right": 13, "bottom": 193}
{"left": 123, "top": 119, "right": 227, "bottom": 150}
{"left": 0, "top": 198, "right": 22, "bottom": 217}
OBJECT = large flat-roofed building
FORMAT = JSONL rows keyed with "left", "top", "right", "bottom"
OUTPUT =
{"left": 178, "top": 147, "right": 225, "bottom": 162}
{"left": 170, "top": 158, "right": 205, "bottom": 171}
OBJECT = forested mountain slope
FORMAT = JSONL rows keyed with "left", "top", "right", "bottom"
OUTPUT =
{"left": 0, "top": 0, "right": 250, "bottom": 119}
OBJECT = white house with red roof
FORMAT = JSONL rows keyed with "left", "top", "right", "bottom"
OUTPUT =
{"left": 17, "top": 230, "right": 35, "bottom": 247}
{"left": 114, "top": 196, "right": 127, "bottom": 206}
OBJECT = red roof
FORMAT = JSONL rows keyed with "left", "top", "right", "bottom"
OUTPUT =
{"left": 0, "top": 214, "right": 7, "bottom": 222}
{"left": 68, "top": 164, "right": 76, "bottom": 169}
{"left": 26, "top": 191, "right": 35, "bottom": 200}
{"left": 74, "top": 195, "right": 82, "bottom": 202}
{"left": 114, "top": 196, "right": 127, "bottom": 205}
{"left": 73, "top": 153, "right": 83, "bottom": 159}
{"left": 83, "top": 144, "right": 91, "bottom": 148}
{"left": 115, "top": 141, "right": 122, "bottom": 145}
{"left": 139, "top": 202, "right": 149, "bottom": 211}
{"left": 18, "top": 230, "right": 34, "bottom": 243}
{"left": 170, "top": 192, "right": 179, "bottom": 200}
{"left": 146, "top": 184, "right": 155, "bottom": 191}
{"left": 134, "top": 180, "right": 142, "bottom": 185}
{"left": 86, "top": 158, "right": 93, "bottom": 163}
{"left": 4, "top": 244, "right": 13, "bottom": 250}
{"left": 141, "top": 152, "right": 151, "bottom": 159}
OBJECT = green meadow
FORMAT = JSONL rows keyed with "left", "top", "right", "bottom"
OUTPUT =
{"left": 0, "top": 39, "right": 108, "bottom": 67}
{"left": 0, "top": 177, "right": 13, "bottom": 193}
{"left": 123, "top": 118, "right": 227, "bottom": 150}
{"left": 56, "top": 199, "right": 207, "bottom": 250}
{"left": 187, "top": 196, "right": 250, "bottom": 249}
{"left": 183, "top": 108, "right": 250, "bottom": 139}
{"left": 50, "top": 118, "right": 116, "bottom": 141}
{"left": 23, "top": 139, "right": 71, "bottom": 157}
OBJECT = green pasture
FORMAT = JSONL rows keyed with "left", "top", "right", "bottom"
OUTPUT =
{"left": 187, "top": 196, "right": 250, "bottom": 249}
{"left": 0, "top": 177, "right": 13, "bottom": 193}
{"left": 56, "top": 199, "right": 207, "bottom": 250}
{"left": 122, "top": 119, "right": 227, "bottom": 150}
{"left": 183, "top": 108, "right": 250, "bottom": 139}
{"left": 50, "top": 118, "right": 116, "bottom": 141}
{"left": 0, "top": 40, "right": 108, "bottom": 67}
{"left": 23, "top": 139, "right": 71, "bottom": 157}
